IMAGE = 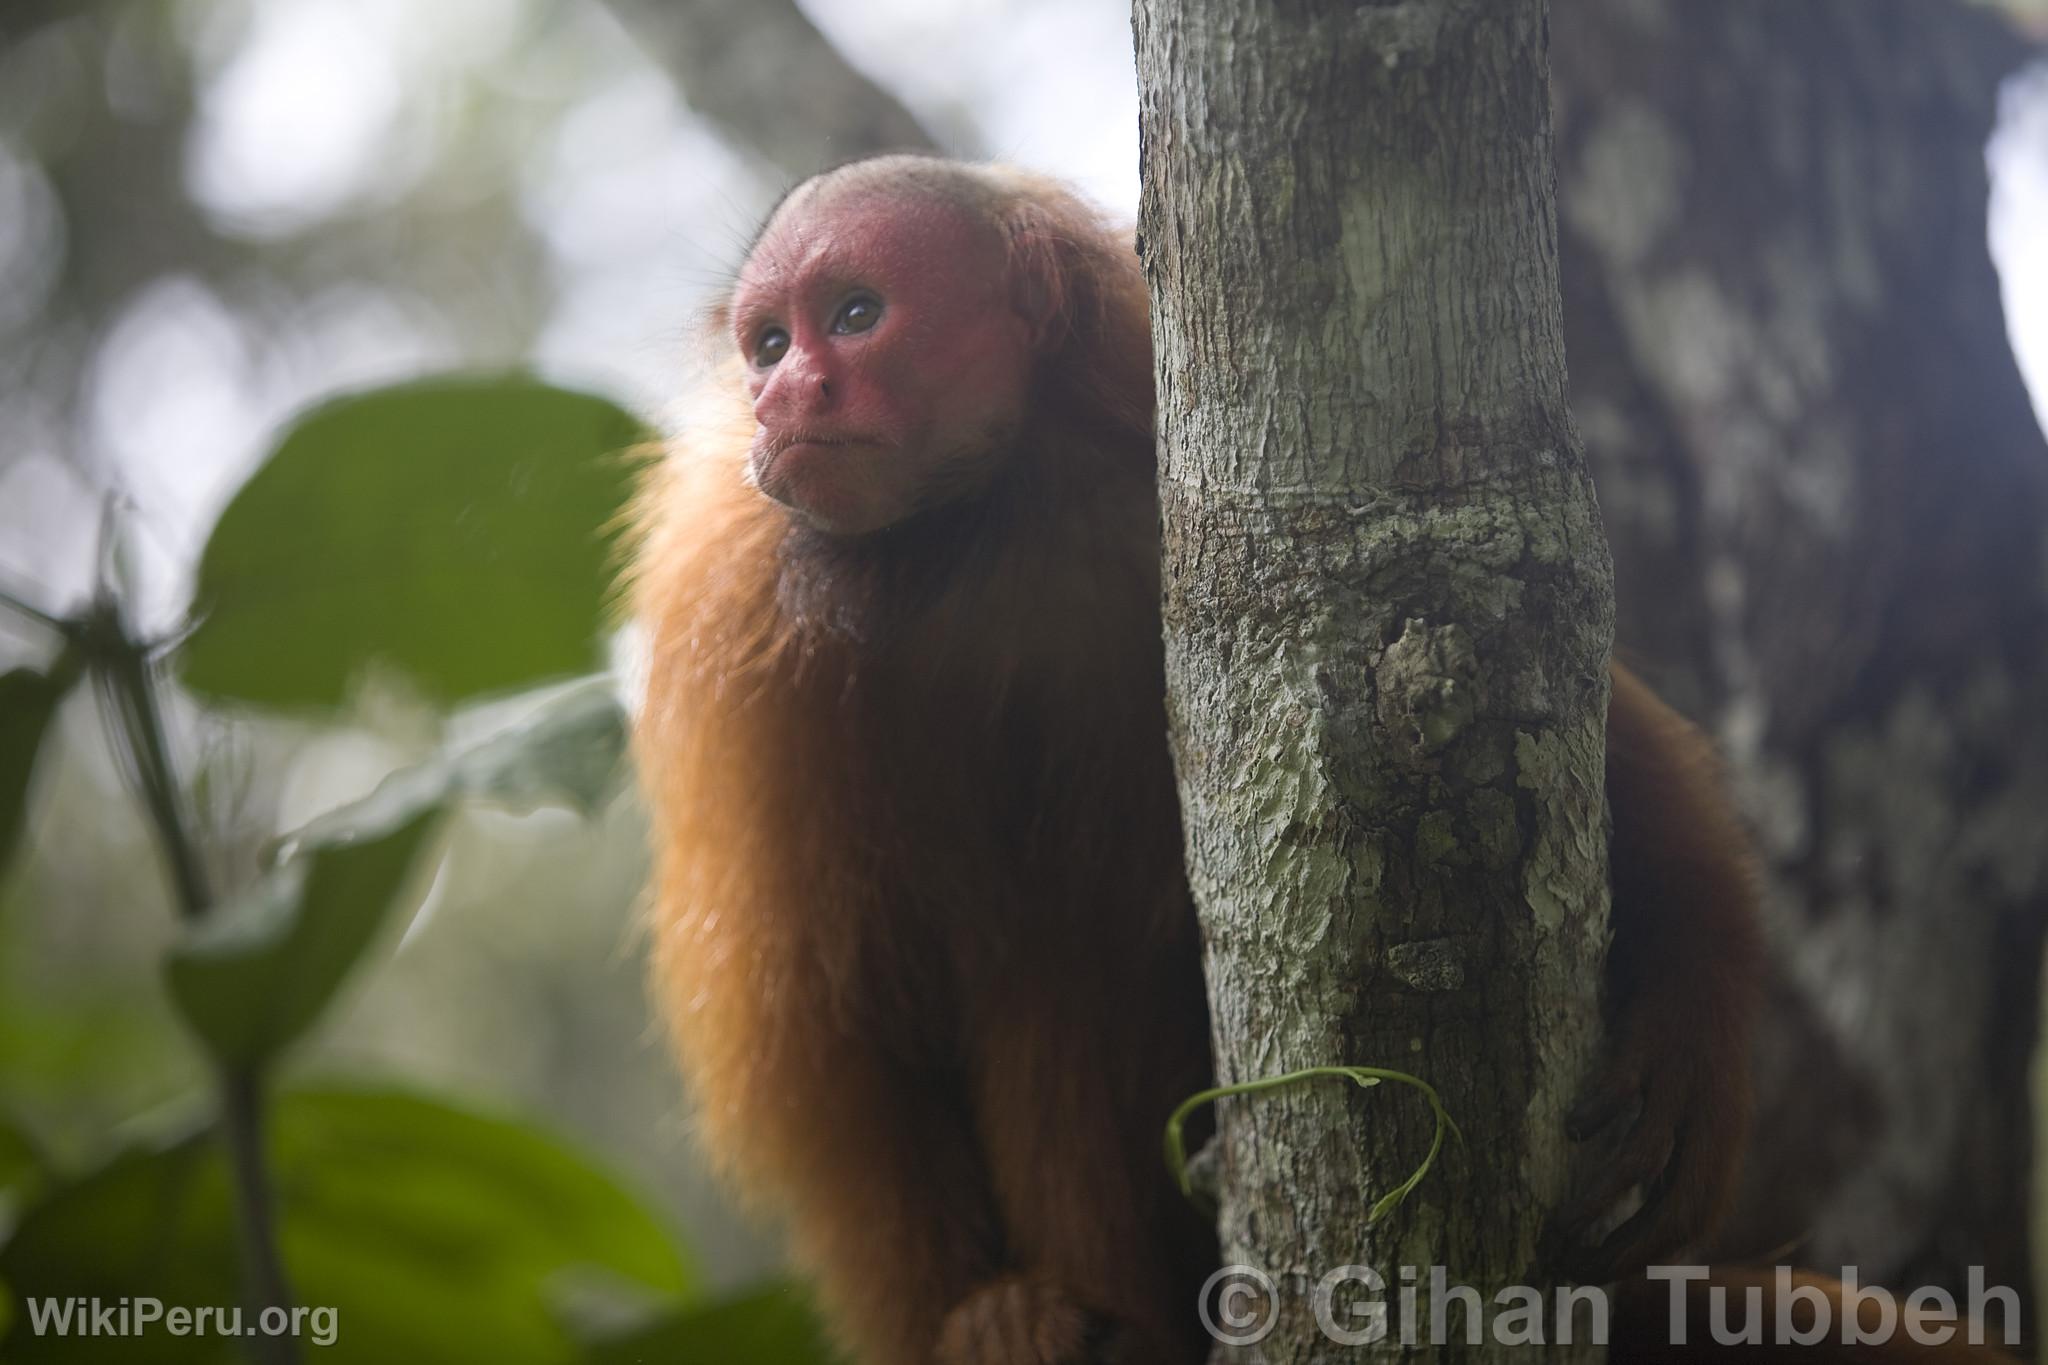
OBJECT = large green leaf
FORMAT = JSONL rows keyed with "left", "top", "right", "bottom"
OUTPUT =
{"left": 0, "top": 1131, "right": 229, "bottom": 1365}
{"left": 0, "top": 658, "right": 80, "bottom": 883}
{"left": 582, "top": 1281, "right": 842, "bottom": 1365}
{"left": 0, "top": 1087, "right": 695, "bottom": 1365}
{"left": 179, "top": 376, "right": 644, "bottom": 710}
{"left": 165, "top": 807, "right": 439, "bottom": 1069}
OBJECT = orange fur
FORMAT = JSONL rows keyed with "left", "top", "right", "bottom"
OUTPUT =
{"left": 625, "top": 157, "right": 1967, "bottom": 1364}
{"left": 629, "top": 166, "right": 1208, "bottom": 1363}
{"left": 1553, "top": 664, "right": 1765, "bottom": 1277}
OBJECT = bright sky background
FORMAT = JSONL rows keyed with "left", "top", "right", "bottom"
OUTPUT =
{"left": 180, "top": 0, "right": 2048, "bottom": 455}
{"left": 1990, "top": 60, "right": 2048, "bottom": 434}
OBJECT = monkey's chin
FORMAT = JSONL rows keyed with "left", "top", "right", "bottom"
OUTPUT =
{"left": 753, "top": 441, "right": 903, "bottom": 537}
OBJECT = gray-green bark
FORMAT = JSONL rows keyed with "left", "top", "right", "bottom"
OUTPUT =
{"left": 1552, "top": 1, "right": 2048, "bottom": 1323}
{"left": 1137, "top": 2, "right": 1612, "bottom": 1360}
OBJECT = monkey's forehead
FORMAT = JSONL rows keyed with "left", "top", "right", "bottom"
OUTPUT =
{"left": 773, "top": 155, "right": 1000, "bottom": 221}
{"left": 747, "top": 156, "right": 1009, "bottom": 261}
{"left": 738, "top": 181, "right": 1008, "bottom": 296}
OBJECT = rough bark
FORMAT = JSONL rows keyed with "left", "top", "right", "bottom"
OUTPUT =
{"left": 1137, "top": 3, "right": 1612, "bottom": 1360}
{"left": 1552, "top": 0, "right": 2048, "bottom": 1321}
{"left": 597, "top": 0, "right": 940, "bottom": 179}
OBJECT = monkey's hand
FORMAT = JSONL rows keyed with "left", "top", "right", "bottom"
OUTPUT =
{"left": 1548, "top": 998, "right": 1751, "bottom": 1283}
{"left": 935, "top": 1276, "right": 1155, "bottom": 1365}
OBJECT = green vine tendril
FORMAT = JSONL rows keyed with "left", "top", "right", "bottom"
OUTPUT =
{"left": 1162, "top": 1066, "right": 1462, "bottom": 1222}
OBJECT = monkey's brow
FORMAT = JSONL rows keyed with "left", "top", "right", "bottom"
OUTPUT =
{"left": 732, "top": 257, "right": 871, "bottom": 329}
{"left": 727, "top": 296, "right": 773, "bottom": 339}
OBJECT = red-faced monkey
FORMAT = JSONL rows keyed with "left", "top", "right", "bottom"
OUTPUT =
{"left": 628, "top": 156, "right": 2001, "bottom": 1363}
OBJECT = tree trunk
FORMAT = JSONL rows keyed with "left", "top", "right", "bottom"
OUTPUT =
{"left": 1551, "top": 0, "right": 2048, "bottom": 1322}
{"left": 1137, "top": 3, "right": 1612, "bottom": 1360}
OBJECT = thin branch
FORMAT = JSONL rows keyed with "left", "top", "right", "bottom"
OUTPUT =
{"left": 0, "top": 581, "right": 67, "bottom": 634}
{"left": 218, "top": 1066, "right": 299, "bottom": 1365}
{"left": 597, "top": 0, "right": 945, "bottom": 179}
{"left": 91, "top": 605, "right": 212, "bottom": 920}
{"left": 86, "top": 596, "right": 297, "bottom": 1362}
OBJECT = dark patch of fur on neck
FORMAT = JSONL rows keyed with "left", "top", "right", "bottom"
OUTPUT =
{"left": 773, "top": 460, "right": 1029, "bottom": 654}
{"left": 768, "top": 399, "right": 1155, "bottom": 720}
{"left": 769, "top": 415, "right": 1049, "bottom": 653}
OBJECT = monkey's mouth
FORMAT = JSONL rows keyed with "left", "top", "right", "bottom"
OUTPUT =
{"left": 763, "top": 431, "right": 872, "bottom": 460}
{"left": 753, "top": 433, "right": 889, "bottom": 529}
{"left": 757, "top": 434, "right": 873, "bottom": 488}
{"left": 761, "top": 427, "right": 884, "bottom": 464}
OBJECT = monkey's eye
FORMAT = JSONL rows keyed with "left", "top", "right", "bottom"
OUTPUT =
{"left": 752, "top": 327, "right": 789, "bottom": 368}
{"left": 831, "top": 293, "right": 882, "bottom": 336}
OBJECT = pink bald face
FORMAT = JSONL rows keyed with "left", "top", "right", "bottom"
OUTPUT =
{"left": 731, "top": 184, "right": 1037, "bottom": 535}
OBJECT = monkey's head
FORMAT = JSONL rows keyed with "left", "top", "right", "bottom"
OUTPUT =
{"left": 729, "top": 157, "right": 1076, "bottom": 537}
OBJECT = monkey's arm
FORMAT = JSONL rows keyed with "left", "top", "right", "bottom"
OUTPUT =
{"left": 655, "top": 907, "right": 1010, "bottom": 1364}
{"left": 945, "top": 926, "right": 1217, "bottom": 1365}
{"left": 1553, "top": 661, "right": 1765, "bottom": 1280}
{"left": 767, "top": 1040, "right": 1009, "bottom": 1364}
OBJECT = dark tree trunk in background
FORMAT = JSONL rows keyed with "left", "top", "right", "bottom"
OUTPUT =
{"left": 598, "top": 0, "right": 940, "bottom": 178}
{"left": 1552, "top": 0, "right": 2048, "bottom": 1316}
{"left": 1139, "top": 2, "right": 1612, "bottom": 1359}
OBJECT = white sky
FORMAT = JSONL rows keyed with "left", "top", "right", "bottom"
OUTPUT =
{"left": 1990, "top": 60, "right": 2048, "bottom": 435}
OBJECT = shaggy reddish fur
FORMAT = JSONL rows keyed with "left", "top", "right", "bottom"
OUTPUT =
{"left": 628, "top": 157, "right": 2006, "bottom": 1364}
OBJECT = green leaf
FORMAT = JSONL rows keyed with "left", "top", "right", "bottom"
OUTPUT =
{"left": 179, "top": 376, "right": 645, "bottom": 711}
{"left": 0, "top": 659, "right": 80, "bottom": 882}
{"left": 164, "top": 677, "right": 622, "bottom": 1067}
{"left": 443, "top": 682, "right": 628, "bottom": 819}
{"left": 299, "top": 682, "right": 628, "bottom": 844}
{"left": 165, "top": 807, "right": 439, "bottom": 1069}
{"left": 0, "top": 1129, "right": 230, "bottom": 1365}
{"left": 582, "top": 1281, "right": 842, "bottom": 1365}
{"left": 0, "top": 1087, "right": 694, "bottom": 1365}
{"left": 0, "top": 1113, "right": 48, "bottom": 1206}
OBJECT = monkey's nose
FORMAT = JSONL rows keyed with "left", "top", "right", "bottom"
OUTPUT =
{"left": 757, "top": 362, "right": 836, "bottom": 423}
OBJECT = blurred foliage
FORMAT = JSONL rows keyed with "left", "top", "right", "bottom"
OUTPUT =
{"left": 0, "top": 0, "right": 806, "bottom": 1352}
{"left": 0, "top": 1113, "right": 46, "bottom": 1210}
{"left": 299, "top": 678, "right": 631, "bottom": 825}
{"left": 0, "top": 657, "right": 80, "bottom": 881}
{"left": 585, "top": 1281, "right": 840, "bottom": 1365}
{"left": 3, "top": 1086, "right": 693, "bottom": 1365}
{"left": 182, "top": 379, "right": 644, "bottom": 710}
{"left": 166, "top": 807, "right": 440, "bottom": 1070}
{"left": 0, "top": 370, "right": 825, "bottom": 1361}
